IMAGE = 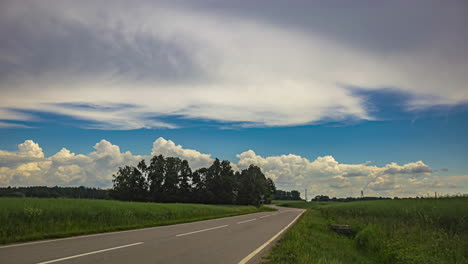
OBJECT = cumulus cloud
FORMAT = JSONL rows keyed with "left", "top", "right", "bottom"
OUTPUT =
{"left": 151, "top": 137, "right": 213, "bottom": 169}
{"left": 0, "top": 139, "right": 142, "bottom": 187}
{"left": 0, "top": 138, "right": 464, "bottom": 197}
{"left": 0, "top": 0, "right": 467, "bottom": 129}
{"left": 235, "top": 150, "right": 453, "bottom": 197}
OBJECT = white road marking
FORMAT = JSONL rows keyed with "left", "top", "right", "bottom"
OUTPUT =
{"left": 36, "top": 242, "right": 144, "bottom": 264}
{"left": 238, "top": 210, "right": 305, "bottom": 264}
{"left": 237, "top": 218, "right": 257, "bottom": 224}
{"left": 259, "top": 215, "right": 271, "bottom": 219}
{"left": 176, "top": 225, "right": 229, "bottom": 237}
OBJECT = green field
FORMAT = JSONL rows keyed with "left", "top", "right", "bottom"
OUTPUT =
{"left": 0, "top": 197, "right": 273, "bottom": 244}
{"left": 265, "top": 198, "right": 468, "bottom": 264}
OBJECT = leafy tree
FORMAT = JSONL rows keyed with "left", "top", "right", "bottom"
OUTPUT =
{"left": 218, "top": 160, "right": 236, "bottom": 204}
{"left": 237, "top": 165, "right": 269, "bottom": 206}
{"left": 107, "top": 154, "right": 276, "bottom": 206}
{"left": 266, "top": 178, "right": 276, "bottom": 203}
{"left": 205, "top": 159, "right": 236, "bottom": 204}
{"left": 162, "top": 157, "right": 181, "bottom": 202}
{"left": 291, "top": 190, "right": 301, "bottom": 200}
{"left": 192, "top": 167, "right": 209, "bottom": 203}
{"left": 178, "top": 160, "right": 192, "bottom": 202}
{"left": 274, "top": 189, "right": 303, "bottom": 200}
{"left": 110, "top": 166, "right": 147, "bottom": 201}
{"left": 147, "top": 155, "right": 166, "bottom": 202}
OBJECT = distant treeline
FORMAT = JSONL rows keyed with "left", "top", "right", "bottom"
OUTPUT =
{"left": 110, "top": 155, "right": 276, "bottom": 206}
{"left": 274, "top": 190, "right": 302, "bottom": 200}
{"left": 312, "top": 195, "right": 391, "bottom": 202}
{"left": 0, "top": 186, "right": 109, "bottom": 199}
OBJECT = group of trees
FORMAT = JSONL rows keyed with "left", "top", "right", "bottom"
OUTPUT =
{"left": 0, "top": 186, "right": 109, "bottom": 199}
{"left": 110, "top": 155, "right": 275, "bottom": 206}
{"left": 312, "top": 195, "right": 391, "bottom": 202}
{"left": 274, "top": 190, "right": 301, "bottom": 200}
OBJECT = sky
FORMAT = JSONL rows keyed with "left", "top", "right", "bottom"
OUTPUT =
{"left": 0, "top": 0, "right": 467, "bottom": 198}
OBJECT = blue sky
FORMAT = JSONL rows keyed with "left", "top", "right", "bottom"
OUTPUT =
{"left": 2, "top": 89, "right": 467, "bottom": 172}
{"left": 0, "top": 0, "right": 467, "bottom": 197}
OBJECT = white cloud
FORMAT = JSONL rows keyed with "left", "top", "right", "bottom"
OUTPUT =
{"left": 329, "top": 175, "right": 352, "bottom": 189}
{"left": 151, "top": 137, "right": 213, "bottom": 169}
{"left": 0, "top": 1, "right": 467, "bottom": 129}
{"left": 0, "top": 139, "right": 142, "bottom": 187}
{"left": 0, "top": 122, "right": 32, "bottom": 129}
{"left": 0, "top": 138, "right": 464, "bottom": 197}
{"left": 17, "top": 140, "right": 44, "bottom": 158}
{"left": 235, "top": 150, "right": 454, "bottom": 197}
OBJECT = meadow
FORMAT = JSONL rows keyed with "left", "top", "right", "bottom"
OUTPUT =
{"left": 0, "top": 197, "right": 272, "bottom": 244}
{"left": 265, "top": 197, "right": 468, "bottom": 264}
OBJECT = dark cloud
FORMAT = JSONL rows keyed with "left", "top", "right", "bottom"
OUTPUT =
{"left": 0, "top": 3, "right": 205, "bottom": 84}
{"left": 343, "top": 172, "right": 366, "bottom": 177}
{"left": 52, "top": 103, "right": 139, "bottom": 112}
{"left": 188, "top": 0, "right": 468, "bottom": 57}
{"left": 385, "top": 166, "right": 432, "bottom": 175}
{"left": 0, "top": 0, "right": 467, "bottom": 129}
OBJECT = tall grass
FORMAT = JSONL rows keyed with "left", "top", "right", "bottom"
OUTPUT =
{"left": 267, "top": 198, "right": 467, "bottom": 264}
{"left": 263, "top": 209, "right": 373, "bottom": 264}
{"left": 0, "top": 197, "right": 272, "bottom": 244}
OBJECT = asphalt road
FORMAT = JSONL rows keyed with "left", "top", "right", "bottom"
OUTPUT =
{"left": 0, "top": 206, "right": 304, "bottom": 264}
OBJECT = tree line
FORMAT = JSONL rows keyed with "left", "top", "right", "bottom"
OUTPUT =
{"left": 110, "top": 155, "right": 276, "bottom": 206}
{"left": 0, "top": 186, "right": 109, "bottom": 199}
{"left": 274, "top": 190, "right": 302, "bottom": 200}
{"left": 312, "top": 195, "right": 391, "bottom": 202}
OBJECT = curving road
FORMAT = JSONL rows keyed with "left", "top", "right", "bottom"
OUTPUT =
{"left": 0, "top": 206, "right": 304, "bottom": 264}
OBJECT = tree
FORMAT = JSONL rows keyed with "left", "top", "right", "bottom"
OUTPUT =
{"left": 237, "top": 165, "right": 269, "bottom": 206}
{"left": 274, "top": 189, "right": 301, "bottom": 200}
{"left": 205, "top": 159, "right": 221, "bottom": 203}
{"left": 107, "top": 154, "right": 275, "bottom": 206}
{"left": 178, "top": 160, "right": 192, "bottom": 202}
{"left": 205, "top": 159, "right": 236, "bottom": 204}
{"left": 192, "top": 167, "right": 210, "bottom": 203}
{"left": 219, "top": 160, "right": 237, "bottom": 204}
{"left": 110, "top": 166, "right": 147, "bottom": 201}
{"left": 266, "top": 178, "right": 276, "bottom": 203}
{"left": 162, "top": 157, "right": 181, "bottom": 202}
{"left": 291, "top": 190, "right": 301, "bottom": 200}
{"left": 147, "top": 155, "right": 166, "bottom": 202}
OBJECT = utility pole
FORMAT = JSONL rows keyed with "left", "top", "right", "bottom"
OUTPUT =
{"left": 305, "top": 189, "right": 307, "bottom": 202}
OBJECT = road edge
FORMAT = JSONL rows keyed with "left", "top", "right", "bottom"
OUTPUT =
{"left": 238, "top": 209, "right": 305, "bottom": 264}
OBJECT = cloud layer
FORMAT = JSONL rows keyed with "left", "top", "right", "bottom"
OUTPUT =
{"left": 1, "top": 138, "right": 465, "bottom": 197}
{"left": 0, "top": 0, "right": 467, "bottom": 129}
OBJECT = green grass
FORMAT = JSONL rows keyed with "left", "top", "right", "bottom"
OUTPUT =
{"left": 273, "top": 200, "right": 326, "bottom": 209}
{"left": 0, "top": 197, "right": 273, "bottom": 244}
{"left": 265, "top": 198, "right": 468, "bottom": 264}
{"left": 263, "top": 209, "right": 373, "bottom": 264}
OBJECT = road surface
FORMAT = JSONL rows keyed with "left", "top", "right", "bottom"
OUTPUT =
{"left": 0, "top": 206, "right": 304, "bottom": 264}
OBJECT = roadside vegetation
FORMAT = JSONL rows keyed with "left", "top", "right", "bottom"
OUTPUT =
{"left": 0, "top": 155, "right": 295, "bottom": 245}
{"left": 265, "top": 197, "right": 468, "bottom": 264}
{"left": 0, "top": 197, "right": 273, "bottom": 244}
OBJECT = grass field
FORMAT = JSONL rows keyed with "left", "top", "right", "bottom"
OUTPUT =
{"left": 0, "top": 197, "right": 273, "bottom": 244}
{"left": 265, "top": 198, "right": 468, "bottom": 264}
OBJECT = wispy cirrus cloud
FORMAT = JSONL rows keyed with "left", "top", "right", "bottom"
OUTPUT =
{"left": 0, "top": 0, "right": 467, "bottom": 129}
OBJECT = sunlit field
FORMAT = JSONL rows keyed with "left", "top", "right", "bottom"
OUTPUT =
{"left": 0, "top": 197, "right": 273, "bottom": 244}
{"left": 266, "top": 197, "right": 468, "bottom": 264}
